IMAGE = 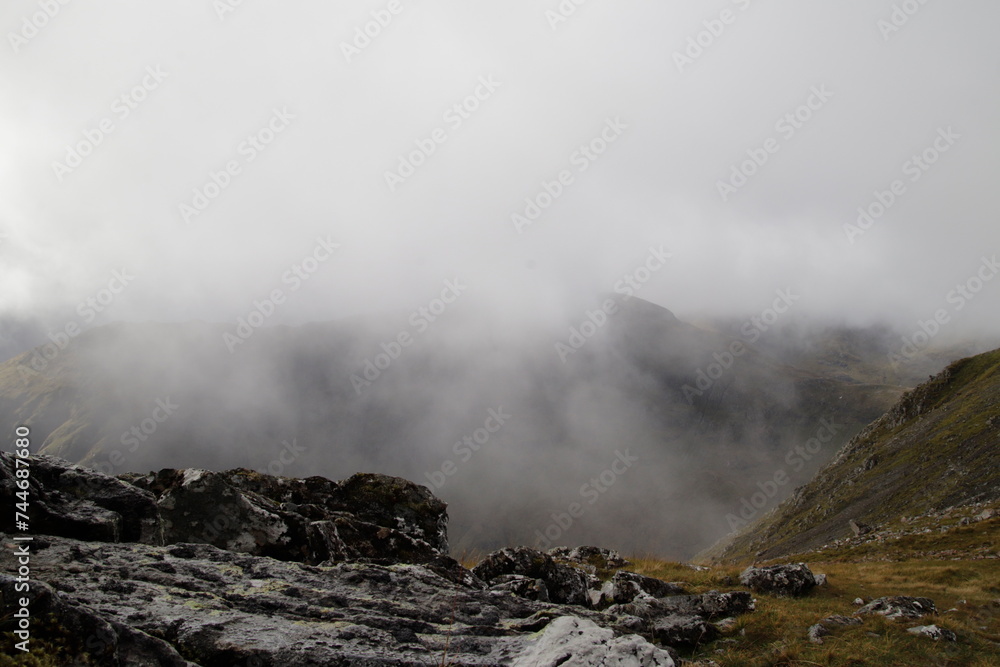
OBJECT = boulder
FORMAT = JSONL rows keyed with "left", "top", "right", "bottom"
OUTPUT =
{"left": 511, "top": 616, "right": 676, "bottom": 666}
{"left": 473, "top": 546, "right": 591, "bottom": 606}
{"left": 807, "top": 623, "right": 829, "bottom": 644}
{"left": 740, "top": 563, "right": 817, "bottom": 597}
{"left": 328, "top": 472, "right": 449, "bottom": 553}
{"left": 907, "top": 624, "right": 957, "bottom": 641}
{"left": 651, "top": 614, "right": 718, "bottom": 648}
{"left": 856, "top": 596, "right": 937, "bottom": 620}
{"left": 604, "top": 570, "right": 686, "bottom": 606}
{"left": 849, "top": 519, "right": 873, "bottom": 536}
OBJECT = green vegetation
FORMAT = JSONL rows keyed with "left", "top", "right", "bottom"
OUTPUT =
{"left": 707, "top": 348, "right": 1000, "bottom": 564}
{"left": 0, "top": 612, "right": 98, "bottom": 667}
{"left": 627, "top": 552, "right": 1000, "bottom": 666}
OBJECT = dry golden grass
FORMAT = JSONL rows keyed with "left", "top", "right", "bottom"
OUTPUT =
{"left": 627, "top": 556, "right": 1000, "bottom": 666}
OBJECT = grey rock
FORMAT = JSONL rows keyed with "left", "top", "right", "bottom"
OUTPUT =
{"left": 0, "top": 457, "right": 746, "bottom": 664}
{"left": 129, "top": 467, "right": 448, "bottom": 565}
{"left": 0, "top": 534, "right": 598, "bottom": 665}
{"left": 849, "top": 519, "right": 873, "bottom": 536}
{"left": 656, "top": 590, "right": 755, "bottom": 619}
{"left": 651, "top": 614, "right": 718, "bottom": 648}
{"left": 740, "top": 563, "right": 817, "bottom": 597}
{"left": 608, "top": 570, "right": 686, "bottom": 605}
{"left": 906, "top": 624, "right": 957, "bottom": 641}
{"left": 856, "top": 596, "right": 937, "bottom": 620}
{"left": 807, "top": 623, "right": 830, "bottom": 644}
{"left": 510, "top": 615, "right": 676, "bottom": 666}
{"left": 547, "top": 545, "right": 630, "bottom": 571}
{"left": 489, "top": 574, "right": 549, "bottom": 602}
{"left": 0, "top": 573, "right": 195, "bottom": 666}
{"left": 472, "top": 546, "right": 591, "bottom": 606}
{"left": 606, "top": 590, "right": 754, "bottom": 636}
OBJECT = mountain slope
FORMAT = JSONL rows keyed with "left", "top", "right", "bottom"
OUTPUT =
{"left": 0, "top": 297, "right": 905, "bottom": 557}
{"left": 706, "top": 347, "right": 1000, "bottom": 564}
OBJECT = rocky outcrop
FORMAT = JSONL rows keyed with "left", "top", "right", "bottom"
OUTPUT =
{"left": 472, "top": 546, "right": 593, "bottom": 607}
{"left": 0, "top": 455, "right": 768, "bottom": 663}
{"left": 129, "top": 466, "right": 448, "bottom": 565}
{"left": 740, "top": 563, "right": 818, "bottom": 597}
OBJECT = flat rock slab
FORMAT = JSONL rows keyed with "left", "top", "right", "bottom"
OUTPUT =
{"left": 1, "top": 534, "right": 666, "bottom": 666}
{"left": 510, "top": 616, "right": 676, "bottom": 667}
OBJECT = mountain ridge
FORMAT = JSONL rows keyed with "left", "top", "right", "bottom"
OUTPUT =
{"left": 703, "top": 346, "right": 1000, "bottom": 564}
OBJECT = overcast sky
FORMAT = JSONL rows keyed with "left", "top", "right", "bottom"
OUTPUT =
{"left": 2, "top": 0, "right": 999, "bottom": 347}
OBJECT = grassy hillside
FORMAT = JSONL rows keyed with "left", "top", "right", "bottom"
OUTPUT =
{"left": 630, "top": 553, "right": 1000, "bottom": 665}
{"left": 704, "top": 348, "right": 1000, "bottom": 565}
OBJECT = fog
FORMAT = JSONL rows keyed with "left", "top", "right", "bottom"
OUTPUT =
{"left": 1, "top": 1, "right": 999, "bottom": 557}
